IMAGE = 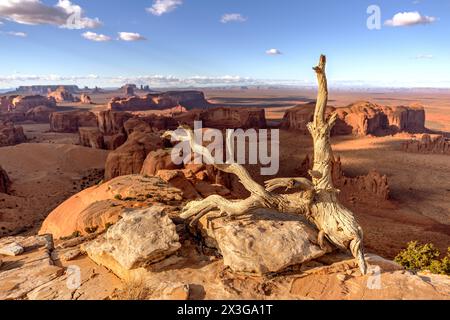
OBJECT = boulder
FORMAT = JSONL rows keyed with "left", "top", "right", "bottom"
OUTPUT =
{"left": 39, "top": 175, "right": 183, "bottom": 239}
{"left": 79, "top": 127, "right": 105, "bottom": 149}
{"left": 50, "top": 111, "right": 97, "bottom": 133}
{"left": 82, "top": 206, "right": 181, "bottom": 274}
{"left": 0, "top": 242, "right": 24, "bottom": 256}
{"left": 195, "top": 209, "right": 330, "bottom": 275}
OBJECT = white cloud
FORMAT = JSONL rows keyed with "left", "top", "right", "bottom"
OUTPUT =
{"left": 266, "top": 48, "right": 282, "bottom": 56}
{"left": 0, "top": 0, "right": 102, "bottom": 29}
{"left": 221, "top": 13, "right": 247, "bottom": 23}
{"left": 146, "top": 0, "right": 182, "bottom": 16}
{"left": 118, "top": 32, "right": 146, "bottom": 41}
{"left": 385, "top": 11, "right": 436, "bottom": 27}
{"left": 0, "top": 30, "right": 27, "bottom": 37}
{"left": 414, "top": 54, "right": 433, "bottom": 59}
{"left": 82, "top": 31, "right": 111, "bottom": 42}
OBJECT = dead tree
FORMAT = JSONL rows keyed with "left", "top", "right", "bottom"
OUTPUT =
{"left": 164, "top": 55, "right": 367, "bottom": 275}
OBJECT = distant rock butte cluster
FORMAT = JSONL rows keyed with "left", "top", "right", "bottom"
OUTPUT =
{"left": 281, "top": 101, "right": 426, "bottom": 136}
{"left": 402, "top": 134, "right": 450, "bottom": 155}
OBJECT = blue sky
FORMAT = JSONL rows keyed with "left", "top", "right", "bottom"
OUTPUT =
{"left": 0, "top": 0, "right": 449, "bottom": 88}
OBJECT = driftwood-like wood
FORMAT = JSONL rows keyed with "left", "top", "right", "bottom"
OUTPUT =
{"left": 164, "top": 55, "right": 367, "bottom": 275}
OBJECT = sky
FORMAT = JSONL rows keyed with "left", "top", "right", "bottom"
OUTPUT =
{"left": 0, "top": 0, "right": 450, "bottom": 89}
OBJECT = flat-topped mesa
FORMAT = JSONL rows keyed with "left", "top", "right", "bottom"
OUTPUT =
{"left": 15, "top": 85, "right": 79, "bottom": 95}
{"left": 107, "top": 91, "right": 210, "bottom": 112}
{"left": 281, "top": 101, "right": 426, "bottom": 136}
{"left": 50, "top": 110, "right": 97, "bottom": 133}
{"left": 174, "top": 107, "right": 267, "bottom": 130}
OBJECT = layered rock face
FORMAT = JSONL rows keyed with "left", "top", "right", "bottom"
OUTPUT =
{"left": 281, "top": 101, "right": 426, "bottom": 136}
{"left": 47, "top": 87, "right": 77, "bottom": 103}
{"left": 175, "top": 107, "right": 267, "bottom": 129}
{"left": 50, "top": 111, "right": 97, "bottom": 133}
{"left": 402, "top": 134, "right": 450, "bottom": 155}
{"left": 0, "top": 122, "right": 27, "bottom": 147}
{"left": 0, "top": 166, "right": 10, "bottom": 194}
{"left": 108, "top": 91, "right": 210, "bottom": 111}
{"left": 104, "top": 122, "right": 168, "bottom": 180}
{"left": 97, "top": 110, "right": 133, "bottom": 135}
{"left": 79, "top": 127, "right": 105, "bottom": 149}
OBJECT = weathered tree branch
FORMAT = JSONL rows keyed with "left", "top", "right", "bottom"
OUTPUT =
{"left": 163, "top": 55, "right": 367, "bottom": 275}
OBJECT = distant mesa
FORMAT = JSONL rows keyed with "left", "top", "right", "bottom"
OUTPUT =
{"left": 50, "top": 110, "right": 97, "bottom": 133}
{"left": 281, "top": 101, "right": 426, "bottom": 136}
{"left": 13, "top": 85, "right": 80, "bottom": 95}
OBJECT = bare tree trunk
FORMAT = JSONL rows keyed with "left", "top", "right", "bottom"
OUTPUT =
{"left": 163, "top": 55, "right": 367, "bottom": 275}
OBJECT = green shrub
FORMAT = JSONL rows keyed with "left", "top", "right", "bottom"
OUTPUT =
{"left": 114, "top": 194, "right": 123, "bottom": 200}
{"left": 395, "top": 242, "right": 450, "bottom": 275}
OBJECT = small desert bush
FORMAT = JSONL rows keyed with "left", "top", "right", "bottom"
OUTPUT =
{"left": 395, "top": 241, "right": 450, "bottom": 275}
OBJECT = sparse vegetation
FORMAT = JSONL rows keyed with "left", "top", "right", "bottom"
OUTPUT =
{"left": 395, "top": 241, "right": 450, "bottom": 275}
{"left": 114, "top": 194, "right": 123, "bottom": 200}
{"left": 84, "top": 226, "right": 98, "bottom": 234}
{"left": 60, "top": 230, "right": 81, "bottom": 241}
{"left": 115, "top": 277, "right": 151, "bottom": 300}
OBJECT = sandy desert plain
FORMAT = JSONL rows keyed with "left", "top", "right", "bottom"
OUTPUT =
{"left": 0, "top": 85, "right": 449, "bottom": 300}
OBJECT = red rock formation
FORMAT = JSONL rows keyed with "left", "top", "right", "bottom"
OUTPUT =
{"left": 97, "top": 110, "right": 133, "bottom": 135}
{"left": 47, "top": 87, "right": 77, "bottom": 103}
{"left": 108, "top": 91, "right": 210, "bottom": 111}
{"left": 104, "top": 134, "right": 127, "bottom": 151}
{"left": 141, "top": 149, "right": 183, "bottom": 176}
{"left": 122, "top": 84, "right": 136, "bottom": 96}
{"left": 281, "top": 101, "right": 426, "bottom": 136}
{"left": 402, "top": 134, "right": 450, "bottom": 155}
{"left": 298, "top": 155, "right": 390, "bottom": 202}
{"left": 50, "top": 111, "right": 97, "bottom": 133}
{"left": 10, "top": 95, "right": 56, "bottom": 112}
{"left": 80, "top": 94, "right": 93, "bottom": 104}
{"left": 0, "top": 122, "right": 27, "bottom": 147}
{"left": 104, "top": 123, "right": 168, "bottom": 180}
{"left": 174, "top": 107, "right": 267, "bottom": 129}
{"left": 25, "top": 106, "right": 54, "bottom": 123}
{"left": 79, "top": 127, "right": 105, "bottom": 149}
{"left": 0, "top": 166, "right": 10, "bottom": 194}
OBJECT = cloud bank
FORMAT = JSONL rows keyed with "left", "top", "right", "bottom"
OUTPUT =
{"left": 0, "top": 0, "right": 101, "bottom": 29}
{"left": 385, "top": 11, "right": 436, "bottom": 27}
{"left": 146, "top": 0, "right": 182, "bottom": 16}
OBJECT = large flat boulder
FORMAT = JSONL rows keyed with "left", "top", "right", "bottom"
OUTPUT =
{"left": 196, "top": 209, "right": 330, "bottom": 275}
{"left": 82, "top": 206, "right": 181, "bottom": 276}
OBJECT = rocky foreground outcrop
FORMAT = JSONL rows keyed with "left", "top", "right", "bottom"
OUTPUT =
{"left": 402, "top": 134, "right": 450, "bottom": 155}
{"left": 50, "top": 111, "right": 97, "bottom": 133}
{"left": 281, "top": 101, "right": 426, "bottom": 136}
{"left": 108, "top": 91, "right": 210, "bottom": 111}
{"left": 27, "top": 175, "right": 450, "bottom": 300}
{"left": 0, "top": 122, "right": 27, "bottom": 147}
